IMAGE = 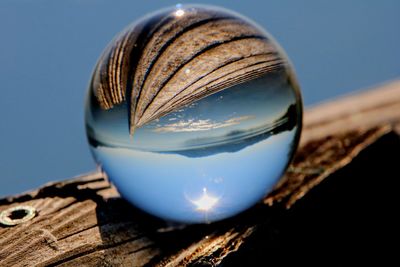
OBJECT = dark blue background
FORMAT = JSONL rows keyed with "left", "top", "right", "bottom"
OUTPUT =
{"left": 1, "top": 0, "right": 399, "bottom": 197}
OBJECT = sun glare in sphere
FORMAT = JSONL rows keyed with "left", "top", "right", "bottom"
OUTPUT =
{"left": 175, "top": 9, "right": 185, "bottom": 17}
{"left": 191, "top": 188, "right": 219, "bottom": 212}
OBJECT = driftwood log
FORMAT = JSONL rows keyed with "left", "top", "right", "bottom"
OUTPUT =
{"left": 1, "top": 80, "right": 400, "bottom": 266}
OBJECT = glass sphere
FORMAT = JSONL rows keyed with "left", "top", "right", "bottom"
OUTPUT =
{"left": 85, "top": 4, "right": 302, "bottom": 223}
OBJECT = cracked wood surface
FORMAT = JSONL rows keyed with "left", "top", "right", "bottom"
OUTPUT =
{"left": 0, "top": 80, "right": 399, "bottom": 266}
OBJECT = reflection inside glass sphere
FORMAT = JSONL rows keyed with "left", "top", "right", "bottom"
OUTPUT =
{"left": 190, "top": 188, "right": 219, "bottom": 212}
{"left": 85, "top": 4, "right": 302, "bottom": 223}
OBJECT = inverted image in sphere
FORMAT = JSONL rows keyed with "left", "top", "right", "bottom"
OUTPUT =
{"left": 85, "top": 4, "right": 302, "bottom": 223}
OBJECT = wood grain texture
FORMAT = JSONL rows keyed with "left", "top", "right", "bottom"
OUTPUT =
{"left": 302, "top": 79, "right": 400, "bottom": 145}
{"left": 1, "top": 80, "right": 400, "bottom": 266}
{"left": 90, "top": 6, "right": 285, "bottom": 134}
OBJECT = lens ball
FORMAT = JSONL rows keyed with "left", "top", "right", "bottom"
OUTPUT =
{"left": 85, "top": 5, "right": 302, "bottom": 223}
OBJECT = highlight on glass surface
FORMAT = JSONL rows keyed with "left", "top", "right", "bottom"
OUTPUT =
{"left": 85, "top": 4, "right": 303, "bottom": 223}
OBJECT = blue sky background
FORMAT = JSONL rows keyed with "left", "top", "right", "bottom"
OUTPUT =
{"left": 1, "top": 0, "right": 399, "bottom": 196}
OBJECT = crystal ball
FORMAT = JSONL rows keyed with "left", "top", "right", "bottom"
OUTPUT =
{"left": 85, "top": 4, "right": 302, "bottom": 223}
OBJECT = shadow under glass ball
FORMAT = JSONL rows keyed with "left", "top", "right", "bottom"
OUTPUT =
{"left": 85, "top": 4, "right": 302, "bottom": 223}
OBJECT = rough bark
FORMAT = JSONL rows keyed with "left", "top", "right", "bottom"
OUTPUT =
{"left": 1, "top": 80, "right": 400, "bottom": 266}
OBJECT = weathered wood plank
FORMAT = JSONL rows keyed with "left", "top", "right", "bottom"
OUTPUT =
{"left": 302, "top": 80, "right": 400, "bottom": 144}
{"left": 1, "top": 80, "right": 399, "bottom": 266}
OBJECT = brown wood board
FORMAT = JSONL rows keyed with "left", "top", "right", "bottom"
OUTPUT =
{"left": 1, "top": 80, "right": 399, "bottom": 266}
